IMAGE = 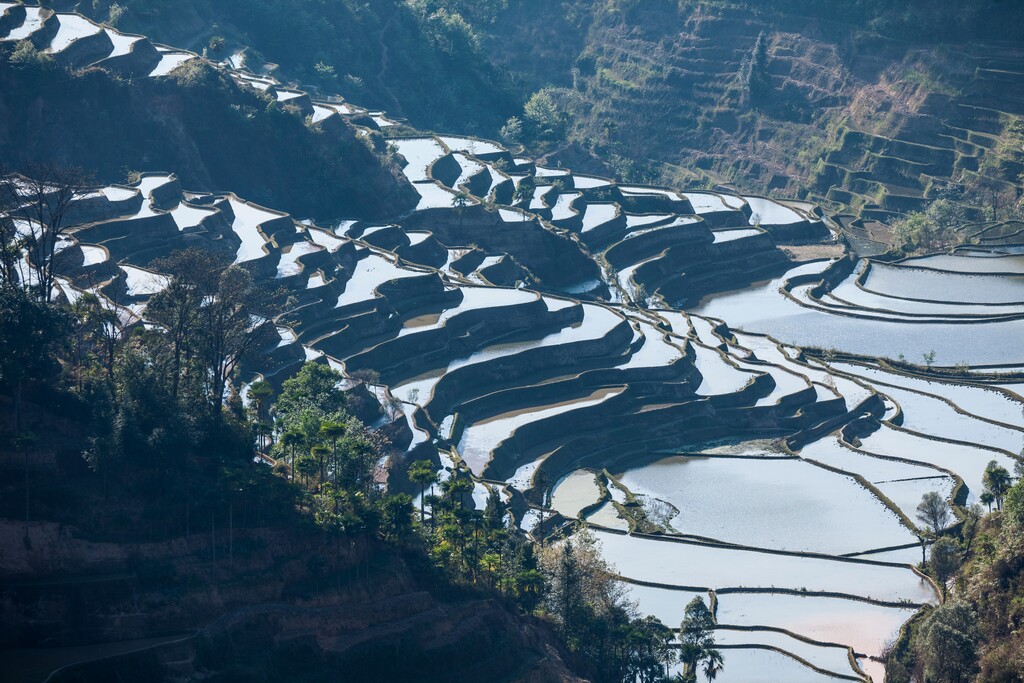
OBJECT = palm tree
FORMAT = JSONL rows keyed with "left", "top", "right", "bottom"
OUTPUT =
{"left": 981, "top": 491, "right": 995, "bottom": 513}
{"left": 247, "top": 380, "right": 273, "bottom": 447}
{"left": 281, "top": 430, "right": 302, "bottom": 479}
{"left": 319, "top": 421, "right": 346, "bottom": 481}
{"left": 408, "top": 460, "right": 439, "bottom": 522}
{"left": 443, "top": 474, "right": 473, "bottom": 509}
{"left": 311, "top": 444, "right": 331, "bottom": 487}
{"left": 703, "top": 649, "right": 724, "bottom": 682}
{"left": 295, "top": 455, "right": 318, "bottom": 489}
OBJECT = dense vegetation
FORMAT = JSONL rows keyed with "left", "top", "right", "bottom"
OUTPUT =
{"left": 887, "top": 461, "right": 1024, "bottom": 682}
{"left": 0, "top": 167, "right": 696, "bottom": 681}
{"left": 82, "top": 0, "right": 521, "bottom": 135}
{"left": 0, "top": 38, "right": 414, "bottom": 219}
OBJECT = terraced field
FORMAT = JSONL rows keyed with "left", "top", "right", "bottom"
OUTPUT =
{"left": 6, "top": 6, "right": 1024, "bottom": 682}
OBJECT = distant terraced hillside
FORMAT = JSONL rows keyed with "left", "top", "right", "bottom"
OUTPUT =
{"left": 63, "top": 0, "right": 1024, "bottom": 252}
{"left": 472, "top": 2, "right": 1024, "bottom": 241}
{"left": 0, "top": 4, "right": 416, "bottom": 219}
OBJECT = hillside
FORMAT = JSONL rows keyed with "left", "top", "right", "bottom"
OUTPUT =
{"left": 68, "top": 0, "right": 1024, "bottom": 248}
{"left": 473, "top": 1, "right": 1024, "bottom": 238}
{"left": 0, "top": 17, "right": 415, "bottom": 219}
{"left": 4, "top": 3, "right": 1024, "bottom": 683}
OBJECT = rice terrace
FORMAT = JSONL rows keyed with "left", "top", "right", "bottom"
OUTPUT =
{"left": 2, "top": 2, "right": 1024, "bottom": 682}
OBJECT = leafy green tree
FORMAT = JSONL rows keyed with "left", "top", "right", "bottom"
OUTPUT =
{"left": 913, "top": 601, "right": 980, "bottom": 683}
{"left": 314, "top": 61, "right": 336, "bottom": 82}
{"left": 680, "top": 596, "right": 717, "bottom": 681}
{"left": 500, "top": 115, "right": 523, "bottom": 144}
{"left": 483, "top": 487, "right": 506, "bottom": 529}
{"left": 7, "top": 40, "right": 56, "bottom": 71}
{"left": 513, "top": 176, "right": 536, "bottom": 210}
{"left": 522, "top": 88, "right": 566, "bottom": 139}
{"left": 980, "top": 491, "right": 995, "bottom": 513}
{"left": 452, "top": 190, "right": 470, "bottom": 229}
{"left": 0, "top": 287, "right": 69, "bottom": 431}
{"left": 311, "top": 444, "right": 331, "bottom": 486}
{"left": 443, "top": 472, "right": 473, "bottom": 509}
{"left": 247, "top": 380, "right": 274, "bottom": 449}
{"left": 274, "top": 362, "right": 347, "bottom": 421}
{"left": 380, "top": 493, "right": 414, "bottom": 541}
{"left": 982, "top": 460, "right": 1012, "bottom": 510}
{"left": 930, "top": 536, "right": 961, "bottom": 599}
{"left": 1004, "top": 479, "right": 1024, "bottom": 528}
{"left": 295, "top": 454, "right": 318, "bottom": 488}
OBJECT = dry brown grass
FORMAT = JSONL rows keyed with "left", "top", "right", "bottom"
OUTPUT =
{"left": 781, "top": 243, "right": 847, "bottom": 260}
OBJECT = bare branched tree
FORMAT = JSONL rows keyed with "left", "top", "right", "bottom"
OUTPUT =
{"left": 0, "top": 163, "right": 95, "bottom": 301}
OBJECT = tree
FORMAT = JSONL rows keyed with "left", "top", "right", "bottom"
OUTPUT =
{"left": 922, "top": 350, "right": 937, "bottom": 370}
{"left": 452, "top": 190, "right": 470, "bottom": 229}
{"left": 0, "top": 164, "right": 95, "bottom": 302}
{"left": 680, "top": 596, "right": 717, "bottom": 681}
{"left": 201, "top": 265, "right": 275, "bottom": 419}
{"left": 500, "top": 115, "right": 523, "bottom": 144}
{"left": 281, "top": 429, "right": 302, "bottom": 476}
{"left": 913, "top": 601, "right": 980, "bottom": 683}
{"left": 320, "top": 421, "right": 346, "bottom": 480}
{"left": 703, "top": 648, "right": 725, "bottom": 682}
{"left": 513, "top": 176, "right": 536, "bottom": 207}
{"left": 147, "top": 247, "right": 275, "bottom": 419}
{"left": 516, "top": 567, "right": 545, "bottom": 614}
{"left": 0, "top": 287, "right": 69, "bottom": 431}
{"left": 311, "top": 444, "right": 331, "bottom": 486}
{"left": 483, "top": 487, "right": 506, "bottom": 529}
{"left": 274, "top": 362, "right": 347, "bottom": 421}
{"left": 314, "top": 61, "right": 336, "bottom": 82}
{"left": 916, "top": 491, "right": 951, "bottom": 535}
{"left": 295, "top": 454, "right": 318, "bottom": 488}
{"left": 930, "top": 537, "right": 961, "bottom": 600}
{"left": 739, "top": 31, "right": 771, "bottom": 105}
{"left": 982, "top": 460, "right": 1012, "bottom": 510}
{"left": 380, "top": 493, "right": 414, "bottom": 541}
{"left": 408, "top": 459, "right": 438, "bottom": 522}
{"left": 522, "top": 88, "right": 565, "bottom": 138}
{"left": 147, "top": 248, "right": 226, "bottom": 402}
{"left": 443, "top": 472, "right": 474, "bottom": 510}
{"left": 980, "top": 491, "right": 995, "bottom": 513}
{"left": 1004, "top": 479, "right": 1024, "bottom": 528}
{"left": 626, "top": 615, "right": 676, "bottom": 683}
{"left": 247, "top": 380, "right": 274, "bottom": 450}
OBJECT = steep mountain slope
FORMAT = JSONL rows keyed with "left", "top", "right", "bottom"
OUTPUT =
{"left": 68, "top": 0, "right": 1024, "bottom": 243}
{"left": 474, "top": 1, "right": 1024, "bottom": 231}
{"left": 72, "top": 0, "right": 521, "bottom": 135}
{"left": 0, "top": 12, "right": 415, "bottom": 219}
